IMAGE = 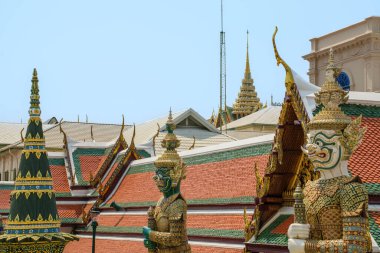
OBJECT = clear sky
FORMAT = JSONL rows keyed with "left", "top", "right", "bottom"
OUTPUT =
{"left": 0, "top": 1, "right": 379, "bottom": 124}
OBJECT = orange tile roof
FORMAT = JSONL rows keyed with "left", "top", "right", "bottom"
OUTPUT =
{"left": 188, "top": 215, "right": 244, "bottom": 230}
{"left": 0, "top": 190, "right": 11, "bottom": 211}
{"left": 96, "top": 214, "right": 244, "bottom": 231}
{"left": 107, "top": 172, "right": 159, "bottom": 204}
{"left": 107, "top": 155, "right": 269, "bottom": 205}
{"left": 79, "top": 155, "right": 107, "bottom": 182}
{"left": 64, "top": 238, "right": 145, "bottom": 253}
{"left": 349, "top": 117, "right": 380, "bottom": 183}
{"left": 97, "top": 215, "right": 146, "bottom": 227}
{"left": 64, "top": 238, "right": 243, "bottom": 253}
{"left": 182, "top": 155, "right": 268, "bottom": 200}
{"left": 271, "top": 215, "right": 293, "bottom": 234}
{"left": 57, "top": 204, "right": 84, "bottom": 219}
{"left": 50, "top": 165, "right": 70, "bottom": 192}
{"left": 370, "top": 211, "right": 380, "bottom": 226}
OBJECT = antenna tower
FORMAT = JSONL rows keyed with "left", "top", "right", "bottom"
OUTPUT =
{"left": 219, "top": 0, "right": 227, "bottom": 130}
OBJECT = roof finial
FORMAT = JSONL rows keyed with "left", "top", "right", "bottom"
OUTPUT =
{"left": 245, "top": 30, "right": 251, "bottom": 79}
{"left": 29, "top": 68, "right": 41, "bottom": 118}
{"left": 91, "top": 125, "right": 94, "bottom": 142}
{"left": 326, "top": 48, "right": 340, "bottom": 81}
{"left": 166, "top": 107, "right": 175, "bottom": 134}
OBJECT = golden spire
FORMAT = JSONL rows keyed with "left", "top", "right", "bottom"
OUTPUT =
{"left": 232, "top": 31, "right": 262, "bottom": 119}
{"left": 245, "top": 30, "right": 251, "bottom": 79}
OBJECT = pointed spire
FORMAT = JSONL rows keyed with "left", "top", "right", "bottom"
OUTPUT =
{"left": 29, "top": 68, "right": 41, "bottom": 118}
{"left": 166, "top": 107, "right": 175, "bottom": 134}
{"left": 232, "top": 31, "right": 262, "bottom": 119}
{"left": 0, "top": 69, "right": 77, "bottom": 249}
{"left": 244, "top": 30, "right": 251, "bottom": 80}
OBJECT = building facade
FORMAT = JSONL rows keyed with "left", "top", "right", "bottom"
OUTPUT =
{"left": 303, "top": 16, "right": 380, "bottom": 92}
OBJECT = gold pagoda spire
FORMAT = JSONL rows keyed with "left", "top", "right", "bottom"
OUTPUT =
{"left": 245, "top": 30, "right": 251, "bottom": 80}
{"left": 232, "top": 31, "right": 262, "bottom": 119}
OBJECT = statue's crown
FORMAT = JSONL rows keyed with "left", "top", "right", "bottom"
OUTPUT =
{"left": 308, "top": 48, "right": 365, "bottom": 157}
{"left": 154, "top": 109, "right": 186, "bottom": 187}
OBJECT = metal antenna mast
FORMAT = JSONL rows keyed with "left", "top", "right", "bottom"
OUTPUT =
{"left": 219, "top": 0, "right": 227, "bottom": 131}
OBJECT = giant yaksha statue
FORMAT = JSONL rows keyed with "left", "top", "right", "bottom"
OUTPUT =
{"left": 288, "top": 49, "right": 371, "bottom": 253}
{"left": 143, "top": 110, "right": 191, "bottom": 253}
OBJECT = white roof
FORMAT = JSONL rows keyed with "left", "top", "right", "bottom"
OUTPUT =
{"left": 121, "top": 108, "right": 221, "bottom": 145}
{"left": 0, "top": 122, "right": 54, "bottom": 146}
{"left": 291, "top": 70, "right": 320, "bottom": 118}
{"left": 0, "top": 121, "right": 123, "bottom": 152}
{"left": 120, "top": 108, "right": 234, "bottom": 156}
{"left": 225, "top": 106, "right": 282, "bottom": 130}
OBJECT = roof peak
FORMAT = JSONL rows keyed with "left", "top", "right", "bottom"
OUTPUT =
{"left": 244, "top": 30, "right": 251, "bottom": 79}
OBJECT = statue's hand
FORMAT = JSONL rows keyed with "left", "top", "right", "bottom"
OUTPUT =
{"left": 143, "top": 226, "right": 151, "bottom": 239}
{"left": 144, "top": 238, "right": 157, "bottom": 250}
{"left": 287, "top": 223, "right": 309, "bottom": 239}
{"left": 288, "top": 238, "right": 305, "bottom": 253}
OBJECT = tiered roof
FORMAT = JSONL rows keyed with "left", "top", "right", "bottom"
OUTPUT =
{"left": 245, "top": 28, "right": 380, "bottom": 253}
{"left": 232, "top": 31, "right": 262, "bottom": 119}
{"left": 62, "top": 134, "right": 273, "bottom": 252}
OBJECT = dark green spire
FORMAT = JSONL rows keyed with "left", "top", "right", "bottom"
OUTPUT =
{"left": 0, "top": 68, "right": 77, "bottom": 252}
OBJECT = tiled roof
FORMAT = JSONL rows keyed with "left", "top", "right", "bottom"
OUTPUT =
{"left": 153, "top": 128, "right": 235, "bottom": 156}
{"left": 253, "top": 214, "right": 292, "bottom": 246}
{"left": 342, "top": 104, "right": 380, "bottom": 117}
{"left": 348, "top": 117, "right": 380, "bottom": 189}
{"left": 1, "top": 121, "right": 123, "bottom": 151}
{"left": 226, "top": 106, "right": 282, "bottom": 130}
{"left": 0, "top": 122, "right": 53, "bottom": 146}
{"left": 0, "top": 184, "right": 13, "bottom": 213}
{"left": 64, "top": 238, "right": 145, "bottom": 253}
{"left": 71, "top": 148, "right": 109, "bottom": 185}
{"left": 64, "top": 237, "right": 243, "bottom": 253}
{"left": 105, "top": 144, "right": 271, "bottom": 206}
{"left": 120, "top": 108, "right": 235, "bottom": 156}
{"left": 57, "top": 204, "right": 84, "bottom": 224}
{"left": 369, "top": 211, "right": 380, "bottom": 245}
{"left": 97, "top": 214, "right": 244, "bottom": 231}
{"left": 49, "top": 158, "right": 70, "bottom": 193}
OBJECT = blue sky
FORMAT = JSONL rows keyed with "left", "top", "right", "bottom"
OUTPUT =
{"left": 0, "top": 1, "right": 379, "bottom": 124}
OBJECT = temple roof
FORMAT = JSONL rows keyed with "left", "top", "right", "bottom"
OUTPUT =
{"left": 0, "top": 122, "right": 54, "bottom": 147}
{"left": 226, "top": 106, "right": 282, "bottom": 130}
{"left": 119, "top": 108, "right": 235, "bottom": 156}
{"left": 0, "top": 121, "right": 124, "bottom": 151}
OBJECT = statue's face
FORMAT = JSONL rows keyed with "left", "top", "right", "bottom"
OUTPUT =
{"left": 303, "top": 130, "right": 343, "bottom": 171}
{"left": 153, "top": 168, "right": 172, "bottom": 193}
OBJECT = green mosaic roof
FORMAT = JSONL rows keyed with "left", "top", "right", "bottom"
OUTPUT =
{"left": 78, "top": 225, "right": 244, "bottom": 239}
{"left": 137, "top": 149, "right": 151, "bottom": 158}
{"left": 365, "top": 183, "right": 380, "bottom": 196}
{"left": 102, "top": 196, "right": 254, "bottom": 208}
{"left": 253, "top": 214, "right": 290, "bottom": 246}
{"left": 0, "top": 184, "right": 14, "bottom": 190}
{"left": 48, "top": 158, "right": 65, "bottom": 166}
{"left": 127, "top": 144, "right": 272, "bottom": 176}
{"left": 313, "top": 104, "right": 380, "bottom": 118}
{"left": 369, "top": 214, "right": 380, "bottom": 245}
{"left": 61, "top": 217, "right": 83, "bottom": 224}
